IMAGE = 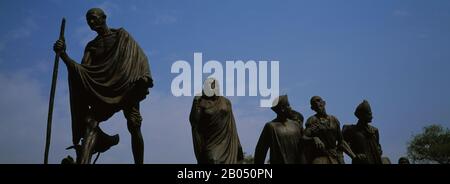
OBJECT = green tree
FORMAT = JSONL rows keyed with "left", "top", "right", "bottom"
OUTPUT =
{"left": 242, "top": 152, "right": 254, "bottom": 164}
{"left": 407, "top": 124, "right": 450, "bottom": 164}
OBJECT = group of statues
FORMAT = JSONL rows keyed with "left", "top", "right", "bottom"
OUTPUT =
{"left": 256, "top": 95, "right": 383, "bottom": 164}
{"left": 188, "top": 82, "right": 386, "bottom": 164}
{"left": 189, "top": 79, "right": 415, "bottom": 165}
{"left": 54, "top": 8, "right": 410, "bottom": 164}
{"left": 190, "top": 89, "right": 412, "bottom": 164}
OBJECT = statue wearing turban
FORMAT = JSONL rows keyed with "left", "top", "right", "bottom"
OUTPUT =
{"left": 342, "top": 100, "right": 383, "bottom": 164}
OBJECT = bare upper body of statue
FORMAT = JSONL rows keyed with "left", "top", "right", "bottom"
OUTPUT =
{"left": 303, "top": 96, "right": 358, "bottom": 164}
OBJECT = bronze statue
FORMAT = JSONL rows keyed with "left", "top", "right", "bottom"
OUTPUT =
{"left": 53, "top": 8, "right": 153, "bottom": 164}
{"left": 303, "top": 96, "right": 358, "bottom": 164}
{"left": 342, "top": 100, "right": 383, "bottom": 164}
{"left": 398, "top": 157, "right": 410, "bottom": 164}
{"left": 254, "top": 95, "right": 305, "bottom": 164}
{"left": 189, "top": 78, "right": 244, "bottom": 164}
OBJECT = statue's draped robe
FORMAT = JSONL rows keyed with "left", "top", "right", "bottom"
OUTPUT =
{"left": 254, "top": 119, "right": 305, "bottom": 164}
{"left": 189, "top": 96, "right": 243, "bottom": 164}
{"left": 66, "top": 28, "right": 152, "bottom": 145}
{"left": 342, "top": 123, "right": 383, "bottom": 164}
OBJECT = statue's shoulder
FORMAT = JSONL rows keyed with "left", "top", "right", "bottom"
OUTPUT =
{"left": 85, "top": 29, "right": 123, "bottom": 49}
{"left": 342, "top": 124, "right": 358, "bottom": 141}
{"left": 221, "top": 96, "right": 232, "bottom": 105}
{"left": 86, "top": 36, "right": 99, "bottom": 48}
{"left": 268, "top": 118, "right": 280, "bottom": 124}
{"left": 289, "top": 110, "right": 304, "bottom": 123}
{"left": 264, "top": 121, "right": 276, "bottom": 130}
{"left": 115, "top": 27, "right": 127, "bottom": 33}
{"left": 113, "top": 28, "right": 131, "bottom": 38}
{"left": 305, "top": 115, "right": 318, "bottom": 127}
{"left": 193, "top": 95, "right": 202, "bottom": 101}
{"left": 367, "top": 124, "right": 379, "bottom": 133}
{"left": 329, "top": 115, "right": 340, "bottom": 122}
{"left": 342, "top": 124, "right": 356, "bottom": 134}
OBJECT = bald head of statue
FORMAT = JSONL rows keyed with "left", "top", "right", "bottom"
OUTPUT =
{"left": 86, "top": 8, "right": 107, "bottom": 32}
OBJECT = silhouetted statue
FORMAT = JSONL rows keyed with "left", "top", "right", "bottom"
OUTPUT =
{"left": 398, "top": 157, "right": 410, "bottom": 164}
{"left": 53, "top": 8, "right": 153, "bottom": 164}
{"left": 189, "top": 78, "right": 244, "bottom": 164}
{"left": 342, "top": 100, "right": 383, "bottom": 164}
{"left": 303, "top": 96, "right": 357, "bottom": 164}
{"left": 254, "top": 95, "right": 305, "bottom": 164}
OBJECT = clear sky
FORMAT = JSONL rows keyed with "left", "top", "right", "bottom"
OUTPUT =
{"left": 0, "top": 0, "right": 449, "bottom": 164}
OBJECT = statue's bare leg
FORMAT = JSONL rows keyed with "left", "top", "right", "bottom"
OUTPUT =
{"left": 79, "top": 116, "right": 99, "bottom": 164}
{"left": 123, "top": 103, "right": 144, "bottom": 164}
{"left": 130, "top": 126, "right": 144, "bottom": 164}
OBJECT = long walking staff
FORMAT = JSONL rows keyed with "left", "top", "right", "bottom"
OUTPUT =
{"left": 44, "top": 18, "right": 65, "bottom": 164}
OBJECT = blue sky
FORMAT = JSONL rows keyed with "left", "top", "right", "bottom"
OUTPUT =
{"left": 0, "top": 0, "right": 449, "bottom": 164}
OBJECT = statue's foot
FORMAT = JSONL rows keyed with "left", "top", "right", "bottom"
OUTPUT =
{"left": 94, "top": 131, "right": 120, "bottom": 153}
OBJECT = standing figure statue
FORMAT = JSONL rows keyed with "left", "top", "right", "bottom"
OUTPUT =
{"left": 342, "top": 100, "right": 383, "bottom": 164}
{"left": 303, "top": 96, "right": 358, "bottom": 164}
{"left": 189, "top": 78, "right": 244, "bottom": 164}
{"left": 53, "top": 8, "right": 153, "bottom": 164}
{"left": 254, "top": 95, "right": 305, "bottom": 164}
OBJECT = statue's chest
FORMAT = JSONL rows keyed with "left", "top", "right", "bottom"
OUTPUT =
{"left": 274, "top": 122, "right": 300, "bottom": 137}
{"left": 198, "top": 98, "right": 229, "bottom": 119}
{"left": 354, "top": 127, "right": 376, "bottom": 140}
{"left": 90, "top": 34, "right": 118, "bottom": 61}
{"left": 316, "top": 117, "right": 337, "bottom": 132}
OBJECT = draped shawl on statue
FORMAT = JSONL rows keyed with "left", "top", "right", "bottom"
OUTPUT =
{"left": 66, "top": 28, "right": 152, "bottom": 145}
{"left": 189, "top": 96, "right": 243, "bottom": 164}
{"left": 254, "top": 119, "right": 304, "bottom": 164}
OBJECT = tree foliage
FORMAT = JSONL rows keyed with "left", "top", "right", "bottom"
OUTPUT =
{"left": 241, "top": 152, "right": 254, "bottom": 164}
{"left": 407, "top": 124, "right": 450, "bottom": 164}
